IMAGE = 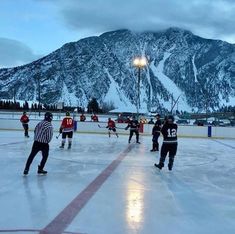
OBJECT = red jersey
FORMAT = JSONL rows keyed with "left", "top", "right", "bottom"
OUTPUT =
{"left": 107, "top": 120, "right": 116, "bottom": 128}
{"left": 61, "top": 117, "right": 74, "bottom": 132}
{"left": 92, "top": 115, "right": 99, "bottom": 122}
{"left": 20, "top": 115, "right": 29, "bottom": 124}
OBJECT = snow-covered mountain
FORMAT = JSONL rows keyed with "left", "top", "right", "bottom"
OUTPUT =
{"left": 0, "top": 28, "right": 235, "bottom": 112}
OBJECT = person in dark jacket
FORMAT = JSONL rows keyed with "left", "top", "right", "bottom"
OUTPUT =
{"left": 150, "top": 121, "right": 161, "bottom": 152}
{"left": 154, "top": 115, "right": 178, "bottom": 170}
{"left": 150, "top": 114, "right": 162, "bottom": 151}
{"left": 125, "top": 116, "right": 140, "bottom": 144}
{"left": 148, "top": 118, "right": 154, "bottom": 124}
{"left": 80, "top": 113, "right": 86, "bottom": 122}
{"left": 20, "top": 111, "right": 30, "bottom": 137}
{"left": 23, "top": 112, "right": 53, "bottom": 175}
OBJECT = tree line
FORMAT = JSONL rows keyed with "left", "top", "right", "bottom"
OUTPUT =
{"left": 0, "top": 98, "right": 115, "bottom": 114}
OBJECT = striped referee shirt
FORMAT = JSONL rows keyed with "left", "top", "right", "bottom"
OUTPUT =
{"left": 34, "top": 120, "right": 53, "bottom": 144}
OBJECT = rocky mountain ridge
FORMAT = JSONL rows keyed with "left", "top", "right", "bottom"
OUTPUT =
{"left": 0, "top": 27, "right": 235, "bottom": 113}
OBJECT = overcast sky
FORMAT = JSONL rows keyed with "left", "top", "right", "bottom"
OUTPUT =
{"left": 1, "top": 0, "right": 235, "bottom": 68}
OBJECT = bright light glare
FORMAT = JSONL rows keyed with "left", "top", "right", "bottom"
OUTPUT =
{"left": 133, "top": 57, "right": 147, "bottom": 67}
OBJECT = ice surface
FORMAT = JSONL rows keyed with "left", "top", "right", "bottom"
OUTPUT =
{"left": 0, "top": 130, "right": 235, "bottom": 234}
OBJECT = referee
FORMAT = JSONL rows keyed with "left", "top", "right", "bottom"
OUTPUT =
{"left": 23, "top": 112, "right": 53, "bottom": 175}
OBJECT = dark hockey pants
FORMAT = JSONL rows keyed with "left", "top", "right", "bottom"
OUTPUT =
{"left": 24, "top": 141, "right": 49, "bottom": 171}
{"left": 152, "top": 134, "right": 160, "bottom": 150}
{"left": 129, "top": 130, "right": 139, "bottom": 142}
{"left": 22, "top": 123, "right": 29, "bottom": 137}
{"left": 159, "top": 143, "right": 177, "bottom": 168}
{"left": 152, "top": 142, "right": 159, "bottom": 151}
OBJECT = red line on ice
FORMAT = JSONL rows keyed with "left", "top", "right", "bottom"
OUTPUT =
{"left": 40, "top": 144, "right": 133, "bottom": 234}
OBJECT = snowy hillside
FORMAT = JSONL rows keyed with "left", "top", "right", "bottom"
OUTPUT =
{"left": 0, "top": 28, "right": 235, "bottom": 112}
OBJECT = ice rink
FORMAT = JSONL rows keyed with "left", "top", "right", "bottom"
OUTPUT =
{"left": 0, "top": 129, "right": 235, "bottom": 234}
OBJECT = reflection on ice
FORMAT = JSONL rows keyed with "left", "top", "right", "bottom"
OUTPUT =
{"left": 126, "top": 182, "right": 144, "bottom": 226}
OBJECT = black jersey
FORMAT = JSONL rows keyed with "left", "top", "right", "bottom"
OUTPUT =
{"left": 161, "top": 122, "right": 177, "bottom": 143}
{"left": 155, "top": 119, "right": 162, "bottom": 126}
{"left": 152, "top": 125, "right": 161, "bottom": 136}
{"left": 126, "top": 120, "right": 140, "bottom": 130}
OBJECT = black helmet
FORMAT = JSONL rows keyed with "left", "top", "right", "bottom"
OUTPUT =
{"left": 66, "top": 111, "right": 70, "bottom": 116}
{"left": 156, "top": 113, "right": 160, "bottom": 118}
{"left": 23, "top": 111, "right": 26, "bottom": 115}
{"left": 44, "top": 112, "right": 53, "bottom": 122}
{"left": 167, "top": 115, "right": 174, "bottom": 122}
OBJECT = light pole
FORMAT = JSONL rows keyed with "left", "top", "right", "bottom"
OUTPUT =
{"left": 133, "top": 57, "right": 147, "bottom": 120}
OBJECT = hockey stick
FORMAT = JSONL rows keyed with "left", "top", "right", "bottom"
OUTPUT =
{"left": 98, "top": 124, "right": 107, "bottom": 129}
{"left": 98, "top": 124, "right": 126, "bottom": 130}
{"left": 56, "top": 133, "right": 61, "bottom": 139}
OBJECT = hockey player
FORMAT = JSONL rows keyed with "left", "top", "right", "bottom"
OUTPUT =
{"left": 80, "top": 113, "right": 86, "bottom": 122}
{"left": 150, "top": 114, "right": 162, "bottom": 151}
{"left": 155, "top": 113, "right": 162, "bottom": 126}
{"left": 150, "top": 121, "right": 161, "bottom": 152}
{"left": 59, "top": 112, "right": 74, "bottom": 149}
{"left": 106, "top": 118, "right": 118, "bottom": 138}
{"left": 92, "top": 114, "right": 99, "bottom": 122}
{"left": 154, "top": 115, "right": 178, "bottom": 171}
{"left": 20, "top": 111, "right": 30, "bottom": 137}
{"left": 23, "top": 112, "right": 53, "bottom": 175}
{"left": 125, "top": 116, "right": 140, "bottom": 144}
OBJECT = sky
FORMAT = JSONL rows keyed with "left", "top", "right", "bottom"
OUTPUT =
{"left": 0, "top": 0, "right": 235, "bottom": 68}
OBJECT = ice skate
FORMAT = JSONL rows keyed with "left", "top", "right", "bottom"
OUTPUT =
{"left": 23, "top": 169, "right": 28, "bottom": 175}
{"left": 150, "top": 148, "right": 157, "bottom": 152}
{"left": 154, "top": 163, "right": 163, "bottom": 170}
{"left": 168, "top": 164, "right": 173, "bottom": 171}
{"left": 38, "top": 166, "right": 47, "bottom": 175}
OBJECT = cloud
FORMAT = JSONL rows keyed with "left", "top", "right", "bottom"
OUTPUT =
{"left": 54, "top": 0, "right": 235, "bottom": 43}
{"left": 0, "top": 38, "right": 42, "bottom": 68}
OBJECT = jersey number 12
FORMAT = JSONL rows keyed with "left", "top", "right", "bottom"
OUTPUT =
{"left": 167, "top": 129, "right": 177, "bottom": 138}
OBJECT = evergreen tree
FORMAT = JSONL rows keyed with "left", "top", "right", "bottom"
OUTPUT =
{"left": 87, "top": 98, "right": 100, "bottom": 113}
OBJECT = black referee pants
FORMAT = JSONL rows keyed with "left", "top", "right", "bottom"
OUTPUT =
{"left": 25, "top": 141, "right": 49, "bottom": 171}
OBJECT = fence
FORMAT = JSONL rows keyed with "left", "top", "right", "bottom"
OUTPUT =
{"left": 0, "top": 118, "right": 234, "bottom": 139}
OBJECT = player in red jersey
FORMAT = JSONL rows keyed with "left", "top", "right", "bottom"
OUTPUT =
{"left": 59, "top": 112, "right": 74, "bottom": 149}
{"left": 92, "top": 114, "right": 99, "bottom": 122}
{"left": 20, "top": 111, "right": 30, "bottom": 137}
{"left": 106, "top": 118, "right": 118, "bottom": 138}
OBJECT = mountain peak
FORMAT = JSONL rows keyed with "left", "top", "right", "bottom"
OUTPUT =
{"left": 0, "top": 28, "right": 235, "bottom": 111}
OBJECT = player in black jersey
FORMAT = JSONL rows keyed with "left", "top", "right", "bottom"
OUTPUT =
{"left": 125, "top": 116, "right": 140, "bottom": 143}
{"left": 154, "top": 115, "right": 178, "bottom": 170}
{"left": 150, "top": 114, "right": 162, "bottom": 151}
